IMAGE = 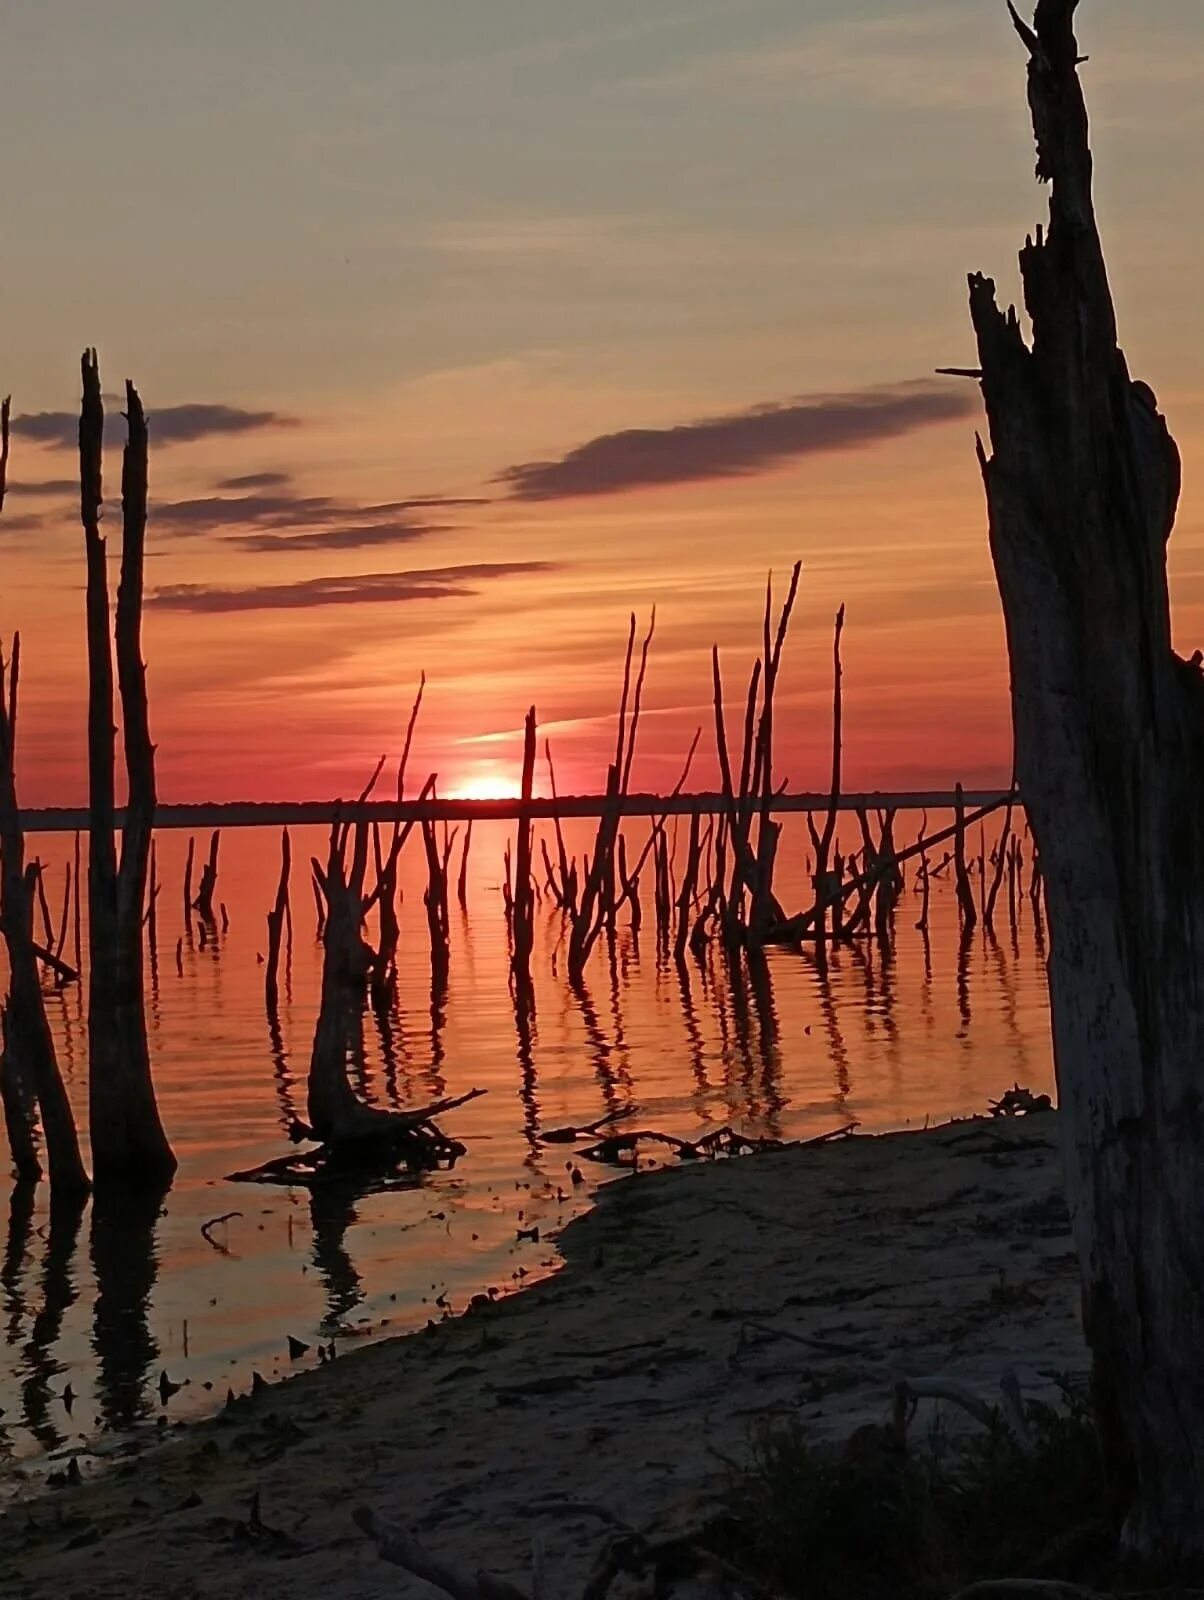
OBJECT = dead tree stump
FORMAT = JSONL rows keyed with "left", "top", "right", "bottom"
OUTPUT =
{"left": 969, "top": 0, "right": 1204, "bottom": 1560}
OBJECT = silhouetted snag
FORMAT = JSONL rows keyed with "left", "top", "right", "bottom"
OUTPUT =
{"left": 265, "top": 828, "right": 292, "bottom": 1012}
{"left": 807, "top": 605, "right": 846, "bottom": 947}
{"left": 193, "top": 829, "right": 220, "bottom": 921}
{"left": 145, "top": 840, "right": 159, "bottom": 945}
{"left": 673, "top": 811, "right": 703, "bottom": 965}
{"left": 983, "top": 784, "right": 1015, "bottom": 933}
{"left": 297, "top": 728, "right": 469, "bottom": 1169}
{"left": 182, "top": 835, "right": 195, "bottom": 929}
{"left": 968, "top": 0, "right": 1204, "bottom": 1559}
{"left": 421, "top": 816, "right": 452, "bottom": 990}
{"left": 953, "top": 784, "right": 977, "bottom": 932}
{"left": 567, "top": 614, "right": 658, "bottom": 984}
{"left": 81, "top": 353, "right": 175, "bottom": 1187}
{"left": 0, "top": 395, "right": 9, "bottom": 512}
{"left": 0, "top": 602, "right": 87, "bottom": 1189}
{"left": 914, "top": 813, "right": 932, "bottom": 934}
{"left": 456, "top": 818, "right": 472, "bottom": 908}
{"left": 510, "top": 707, "right": 537, "bottom": 987}
{"left": 72, "top": 830, "right": 81, "bottom": 974}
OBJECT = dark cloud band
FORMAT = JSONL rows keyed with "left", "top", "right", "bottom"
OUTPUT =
{"left": 10, "top": 402, "right": 295, "bottom": 450}
{"left": 497, "top": 380, "right": 975, "bottom": 501}
{"left": 148, "top": 560, "right": 553, "bottom": 614}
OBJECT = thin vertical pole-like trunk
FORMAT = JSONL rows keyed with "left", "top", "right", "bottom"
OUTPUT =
{"left": 265, "top": 828, "right": 292, "bottom": 1013}
{"left": 510, "top": 709, "right": 537, "bottom": 985}
{"left": 968, "top": 0, "right": 1204, "bottom": 1559}
{"left": 82, "top": 358, "right": 174, "bottom": 1187}
{"left": 952, "top": 784, "right": 977, "bottom": 932}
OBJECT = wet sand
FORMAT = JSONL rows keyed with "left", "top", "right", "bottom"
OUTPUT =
{"left": 0, "top": 1115, "right": 1085, "bottom": 1600}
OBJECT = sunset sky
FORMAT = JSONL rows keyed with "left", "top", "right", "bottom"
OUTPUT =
{"left": 2, "top": 0, "right": 1203, "bottom": 804}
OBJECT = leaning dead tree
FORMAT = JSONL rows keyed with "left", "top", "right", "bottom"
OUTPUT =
{"left": 80, "top": 352, "right": 176, "bottom": 1186}
{"left": 967, "top": 0, "right": 1204, "bottom": 1560}
{"left": 0, "top": 404, "right": 89, "bottom": 1193}
{"left": 0, "top": 640, "right": 89, "bottom": 1193}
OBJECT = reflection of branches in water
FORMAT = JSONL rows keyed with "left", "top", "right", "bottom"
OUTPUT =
{"left": 956, "top": 926, "right": 974, "bottom": 1038}
{"left": 571, "top": 976, "right": 622, "bottom": 1120}
{"left": 91, "top": 1185, "right": 163, "bottom": 1432}
{"left": 310, "top": 1183, "right": 364, "bottom": 1335}
{"left": 603, "top": 933, "right": 635, "bottom": 1099}
{"left": 373, "top": 992, "right": 411, "bottom": 1111}
{"left": 347, "top": 1003, "right": 371, "bottom": 1103}
{"left": 425, "top": 975, "right": 448, "bottom": 1099}
{"left": 267, "top": 1002, "right": 299, "bottom": 1134}
{"left": 985, "top": 930, "right": 1031, "bottom": 1084}
{"left": 49, "top": 983, "right": 84, "bottom": 1087}
{"left": 810, "top": 949, "right": 851, "bottom": 1104}
{"left": 745, "top": 951, "right": 784, "bottom": 1131}
{"left": 513, "top": 978, "right": 541, "bottom": 1162}
{"left": 674, "top": 957, "right": 710, "bottom": 1112}
{"left": 724, "top": 949, "right": 760, "bottom": 1121}
{"left": 21, "top": 1188, "right": 85, "bottom": 1453}
{"left": 3, "top": 1180, "right": 35, "bottom": 1348}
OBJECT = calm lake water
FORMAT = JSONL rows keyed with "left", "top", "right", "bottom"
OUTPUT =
{"left": 0, "top": 814, "right": 1053, "bottom": 1474}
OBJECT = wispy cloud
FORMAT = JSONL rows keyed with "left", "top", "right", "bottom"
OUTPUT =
{"left": 0, "top": 511, "right": 49, "bottom": 535}
{"left": 148, "top": 560, "right": 554, "bottom": 614}
{"left": 2, "top": 476, "right": 76, "bottom": 498}
{"left": 10, "top": 402, "right": 296, "bottom": 451}
{"left": 498, "top": 379, "right": 975, "bottom": 501}
{"left": 150, "top": 489, "right": 486, "bottom": 550}
{"left": 216, "top": 470, "right": 293, "bottom": 490}
{"left": 232, "top": 521, "right": 445, "bottom": 553}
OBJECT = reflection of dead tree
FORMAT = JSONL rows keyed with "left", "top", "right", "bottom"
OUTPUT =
{"left": 90, "top": 1185, "right": 161, "bottom": 1430}
{"left": 80, "top": 355, "right": 175, "bottom": 1186}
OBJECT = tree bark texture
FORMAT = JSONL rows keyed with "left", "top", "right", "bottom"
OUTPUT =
{"left": 81, "top": 356, "right": 175, "bottom": 1187}
{"left": 970, "top": 0, "right": 1203, "bottom": 1561}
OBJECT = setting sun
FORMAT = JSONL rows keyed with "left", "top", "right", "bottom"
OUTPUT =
{"left": 445, "top": 765, "right": 521, "bottom": 803}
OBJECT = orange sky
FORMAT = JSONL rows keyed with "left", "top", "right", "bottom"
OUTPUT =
{"left": 2, "top": 3, "right": 1203, "bottom": 805}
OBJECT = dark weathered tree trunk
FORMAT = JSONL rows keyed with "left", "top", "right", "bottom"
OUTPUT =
{"left": 0, "top": 406, "right": 89, "bottom": 1194}
{"left": 969, "top": 0, "right": 1204, "bottom": 1561}
{"left": 81, "top": 355, "right": 175, "bottom": 1187}
{"left": 510, "top": 708, "right": 537, "bottom": 986}
{"left": 265, "top": 828, "right": 292, "bottom": 1013}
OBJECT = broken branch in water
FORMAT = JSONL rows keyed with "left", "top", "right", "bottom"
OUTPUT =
{"left": 577, "top": 1120, "right": 857, "bottom": 1168}
{"left": 541, "top": 1104, "right": 637, "bottom": 1144}
{"left": 200, "top": 1211, "right": 242, "bottom": 1254}
{"left": 225, "top": 1088, "right": 487, "bottom": 1188}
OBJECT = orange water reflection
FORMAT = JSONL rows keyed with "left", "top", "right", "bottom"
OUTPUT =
{"left": 0, "top": 814, "right": 1052, "bottom": 1471}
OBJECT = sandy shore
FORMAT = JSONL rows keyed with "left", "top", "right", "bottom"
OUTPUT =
{"left": 0, "top": 1115, "right": 1085, "bottom": 1599}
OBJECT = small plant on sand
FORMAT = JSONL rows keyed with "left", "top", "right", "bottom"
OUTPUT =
{"left": 720, "top": 1380, "right": 1111, "bottom": 1598}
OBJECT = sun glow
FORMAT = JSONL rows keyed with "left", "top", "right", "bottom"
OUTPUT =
{"left": 445, "top": 765, "right": 521, "bottom": 802}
